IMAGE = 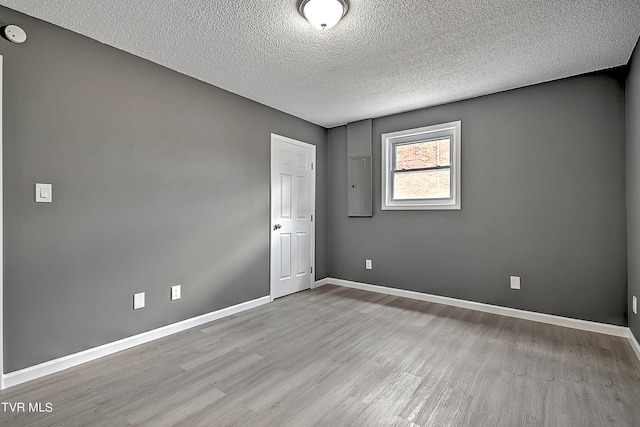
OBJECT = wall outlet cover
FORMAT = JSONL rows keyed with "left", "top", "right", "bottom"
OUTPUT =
{"left": 171, "top": 285, "right": 181, "bottom": 301}
{"left": 133, "top": 292, "right": 145, "bottom": 309}
{"left": 510, "top": 276, "right": 521, "bottom": 290}
{"left": 634, "top": 296, "right": 638, "bottom": 315}
{"left": 365, "top": 259, "right": 372, "bottom": 270}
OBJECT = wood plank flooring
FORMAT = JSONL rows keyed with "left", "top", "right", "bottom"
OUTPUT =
{"left": 1, "top": 284, "right": 639, "bottom": 426}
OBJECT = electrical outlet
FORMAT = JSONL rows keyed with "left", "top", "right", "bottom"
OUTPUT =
{"left": 171, "top": 285, "right": 181, "bottom": 301}
{"left": 633, "top": 296, "right": 638, "bottom": 315}
{"left": 365, "top": 259, "right": 372, "bottom": 270}
{"left": 510, "top": 276, "right": 521, "bottom": 290}
{"left": 133, "top": 292, "right": 145, "bottom": 309}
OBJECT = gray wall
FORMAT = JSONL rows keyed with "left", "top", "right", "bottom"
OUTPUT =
{"left": 628, "top": 40, "right": 640, "bottom": 338}
{"left": 328, "top": 71, "right": 627, "bottom": 326}
{"left": 0, "top": 6, "right": 327, "bottom": 372}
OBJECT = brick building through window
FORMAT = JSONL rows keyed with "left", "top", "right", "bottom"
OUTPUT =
{"left": 394, "top": 138, "right": 451, "bottom": 199}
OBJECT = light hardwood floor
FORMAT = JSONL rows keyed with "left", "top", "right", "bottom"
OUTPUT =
{"left": 1, "top": 284, "right": 639, "bottom": 426}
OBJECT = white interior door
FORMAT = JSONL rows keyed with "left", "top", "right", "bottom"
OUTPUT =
{"left": 270, "top": 134, "right": 315, "bottom": 300}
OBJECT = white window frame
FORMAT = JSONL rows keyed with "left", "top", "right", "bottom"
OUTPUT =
{"left": 382, "top": 120, "right": 461, "bottom": 210}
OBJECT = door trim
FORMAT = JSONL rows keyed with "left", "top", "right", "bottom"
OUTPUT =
{"left": 269, "top": 133, "right": 316, "bottom": 302}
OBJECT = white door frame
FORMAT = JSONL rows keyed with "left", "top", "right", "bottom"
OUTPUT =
{"left": 269, "top": 133, "right": 316, "bottom": 301}
{"left": 1, "top": 55, "right": 5, "bottom": 389}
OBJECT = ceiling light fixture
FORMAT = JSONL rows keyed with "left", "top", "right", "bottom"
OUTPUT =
{"left": 299, "top": 0, "right": 349, "bottom": 30}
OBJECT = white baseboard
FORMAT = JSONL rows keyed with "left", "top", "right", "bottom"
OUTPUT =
{"left": 2, "top": 296, "right": 271, "bottom": 390}
{"left": 629, "top": 329, "right": 640, "bottom": 362}
{"left": 328, "top": 278, "right": 629, "bottom": 338}
{"left": 313, "top": 277, "right": 330, "bottom": 289}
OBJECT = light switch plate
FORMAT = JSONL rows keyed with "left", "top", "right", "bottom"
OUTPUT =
{"left": 133, "top": 292, "right": 145, "bottom": 310}
{"left": 35, "top": 183, "right": 52, "bottom": 203}
{"left": 510, "top": 276, "right": 521, "bottom": 290}
{"left": 633, "top": 296, "right": 638, "bottom": 315}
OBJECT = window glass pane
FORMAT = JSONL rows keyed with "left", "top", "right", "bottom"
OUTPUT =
{"left": 394, "top": 169, "right": 451, "bottom": 199}
{"left": 395, "top": 138, "right": 451, "bottom": 170}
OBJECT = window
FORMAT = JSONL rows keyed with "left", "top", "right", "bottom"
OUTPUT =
{"left": 382, "top": 121, "right": 461, "bottom": 210}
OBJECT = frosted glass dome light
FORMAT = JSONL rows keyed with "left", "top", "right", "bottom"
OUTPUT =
{"left": 299, "top": 0, "right": 349, "bottom": 30}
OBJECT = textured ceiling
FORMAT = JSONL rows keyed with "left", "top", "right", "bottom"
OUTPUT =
{"left": 2, "top": 1, "right": 640, "bottom": 127}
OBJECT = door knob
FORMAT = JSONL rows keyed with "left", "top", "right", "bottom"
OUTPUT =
{"left": 273, "top": 224, "right": 282, "bottom": 230}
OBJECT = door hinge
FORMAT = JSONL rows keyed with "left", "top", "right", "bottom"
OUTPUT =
{"left": 311, "top": 163, "right": 314, "bottom": 170}
{"left": 310, "top": 266, "right": 313, "bottom": 273}
{"left": 311, "top": 214, "right": 313, "bottom": 221}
